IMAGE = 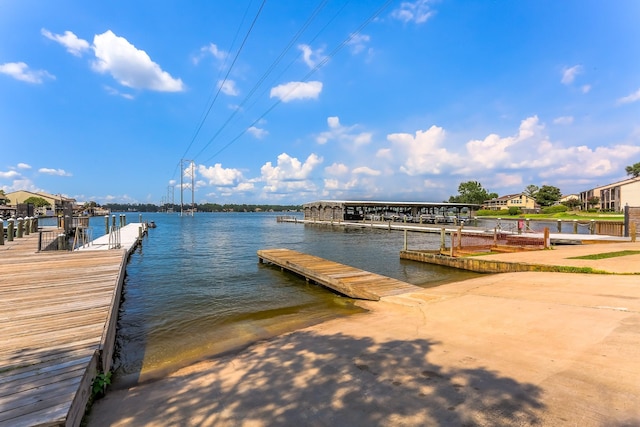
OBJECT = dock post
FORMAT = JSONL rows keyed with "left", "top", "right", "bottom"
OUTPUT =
{"left": 440, "top": 227, "right": 446, "bottom": 250}
{"left": 32, "top": 217, "right": 38, "bottom": 233}
{"left": 557, "top": 219, "right": 562, "bottom": 233}
{"left": 17, "top": 217, "right": 24, "bottom": 238}
{"left": 123, "top": 214, "right": 127, "bottom": 226}
{"left": 138, "top": 226, "right": 142, "bottom": 241}
{"left": 457, "top": 227, "right": 462, "bottom": 250}
{"left": 493, "top": 227, "right": 498, "bottom": 247}
{"left": 0, "top": 219, "right": 4, "bottom": 245}
{"left": 139, "top": 213, "right": 142, "bottom": 224}
{"left": 7, "top": 219, "right": 14, "bottom": 241}
{"left": 544, "top": 227, "right": 550, "bottom": 249}
{"left": 105, "top": 215, "right": 109, "bottom": 235}
{"left": 388, "top": 221, "right": 391, "bottom": 231}
{"left": 573, "top": 219, "right": 578, "bottom": 234}
{"left": 525, "top": 218, "right": 530, "bottom": 232}
{"left": 590, "top": 220, "right": 595, "bottom": 235}
{"left": 57, "top": 233, "right": 66, "bottom": 250}
{"left": 403, "top": 229, "right": 408, "bottom": 250}
{"left": 24, "top": 217, "right": 30, "bottom": 236}
{"left": 112, "top": 215, "right": 116, "bottom": 229}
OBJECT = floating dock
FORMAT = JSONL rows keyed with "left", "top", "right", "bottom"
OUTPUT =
{"left": 0, "top": 223, "right": 146, "bottom": 426}
{"left": 257, "top": 248, "right": 422, "bottom": 300}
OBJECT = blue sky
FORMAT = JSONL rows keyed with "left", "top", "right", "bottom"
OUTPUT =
{"left": 1, "top": 0, "right": 639, "bottom": 205}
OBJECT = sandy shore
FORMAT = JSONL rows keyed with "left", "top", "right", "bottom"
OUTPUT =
{"left": 88, "top": 243, "right": 640, "bottom": 426}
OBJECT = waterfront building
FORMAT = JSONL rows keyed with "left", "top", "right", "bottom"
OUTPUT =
{"left": 483, "top": 193, "right": 538, "bottom": 212}
{"left": 5, "top": 190, "right": 76, "bottom": 217}
{"left": 579, "top": 176, "right": 640, "bottom": 211}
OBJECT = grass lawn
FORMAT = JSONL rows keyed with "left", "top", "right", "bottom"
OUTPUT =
{"left": 477, "top": 211, "right": 624, "bottom": 221}
{"left": 568, "top": 250, "right": 640, "bottom": 260}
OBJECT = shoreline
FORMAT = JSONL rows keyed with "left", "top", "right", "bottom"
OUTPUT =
{"left": 88, "top": 243, "right": 640, "bottom": 426}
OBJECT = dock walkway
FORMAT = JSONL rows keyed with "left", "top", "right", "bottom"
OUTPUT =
{"left": 257, "top": 248, "right": 422, "bottom": 301}
{"left": 0, "top": 225, "right": 144, "bottom": 426}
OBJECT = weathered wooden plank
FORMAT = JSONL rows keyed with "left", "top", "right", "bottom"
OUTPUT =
{"left": 257, "top": 249, "right": 423, "bottom": 300}
{"left": 0, "top": 230, "right": 133, "bottom": 427}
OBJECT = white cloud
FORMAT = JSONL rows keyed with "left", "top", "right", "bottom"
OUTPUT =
{"left": 581, "top": 84, "right": 591, "bottom": 94}
{"left": 491, "top": 173, "right": 523, "bottom": 188}
{"left": 464, "top": 116, "right": 542, "bottom": 170}
{"left": 92, "top": 30, "right": 184, "bottom": 92}
{"left": 194, "top": 43, "right": 227, "bottom": 64}
{"left": 346, "top": 34, "right": 370, "bottom": 54}
{"left": 1, "top": 178, "right": 39, "bottom": 193}
{"left": 0, "top": 62, "right": 54, "bottom": 84}
{"left": 104, "top": 85, "right": 135, "bottom": 99}
{"left": 617, "top": 88, "right": 640, "bottom": 105}
{"left": 41, "top": 28, "right": 90, "bottom": 56}
{"left": 316, "top": 116, "right": 372, "bottom": 146}
{"left": 561, "top": 65, "right": 582, "bottom": 85}
{"left": 353, "top": 166, "right": 381, "bottom": 176}
{"left": 298, "top": 44, "right": 326, "bottom": 68}
{"left": 17, "top": 163, "right": 32, "bottom": 169}
{"left": 553, "top": 116, "right": 574, "bottom": 125}
{"left": 270, "top": 81, "right": 322, "bottom": 103}
{"left": 391, "top": 0, "right": 436, "bottom": 24}
{"left": 325, "top": 163, "right": 349, "bottom": 176}
{"left": 247, "top": 126, "right": 268, "bottom": 139}
{"left": 261, "top": 153, "right": 322, "bottom": 181}
{"left": 197, "top": 164, "right": 244, "bottom": 186}
{"left": 39, "top": 168, "right": 72, "bottom": 176}
{"left": 218, "top": 79, "right": 239, "bottom": 96}
{"left": 0, "top": 170, "right": 20, "bottom": 179}
{"left": 261, "top": 153, "right": 322, "bottom": 194}
{"left": 388, "top": 125, "right": 461, "bottom": 175}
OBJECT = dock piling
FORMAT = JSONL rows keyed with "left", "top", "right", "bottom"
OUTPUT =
{"left": 0, "top": 219, "right": 3, "bottom": 245}
{"left": 17, "top": 217, "right": 24, "bottom": 238}
{"left": 7, "top": 219, "right": 14, "bottom": 241}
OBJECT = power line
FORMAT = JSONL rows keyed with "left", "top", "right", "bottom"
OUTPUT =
{"left": 191, "top": 0, "right": 331, "bottom": 162}
{"left": 202, "top": 0, "right": 395, "bottom": 163}
{"left": 172, "top": 0, "right": 267, "bottom": 180}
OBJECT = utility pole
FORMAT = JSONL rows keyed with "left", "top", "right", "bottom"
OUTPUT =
{"left": 180, "top": 159, "right": 195, "bottom": 216}
{"left": 167, "top": 185, "right": 175, "bottom": 213}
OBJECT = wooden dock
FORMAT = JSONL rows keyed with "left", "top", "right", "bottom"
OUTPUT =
{"left": 257, "top": 248, "right": 423, "bottom": 301}
{"left": 0, "top": 224, "right": 144, "bottom": 426}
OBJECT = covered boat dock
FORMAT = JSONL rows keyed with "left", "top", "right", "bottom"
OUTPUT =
{"left": 302, "top": 200, "right": 481, "bottom": 223}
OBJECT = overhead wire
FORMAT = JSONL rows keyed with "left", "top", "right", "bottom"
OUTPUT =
{"left": 172, "top": 0, "right": 267, "bottom": 179}
{"left": 201, "top": 0, "right": 395, "bottom": 163}
{"left": 191, "top": 0, "right": 330, "bottom": 162}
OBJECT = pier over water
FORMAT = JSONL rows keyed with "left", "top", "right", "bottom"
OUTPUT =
{"left": 0, "top": 223, "right": 146, "bottom": 426}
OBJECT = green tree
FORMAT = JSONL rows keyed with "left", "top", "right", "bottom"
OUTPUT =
{"left": 524, "top": 184, "right": 539, "bottom": 198}
{"left": 23, "top": 196, "right": 51, "bottom": 207}
{"left": 562, "top": 198, "right": 581, "bottom": 210}
{"left": 625, "top": 162, "right": 640, "bottom": 178}
{"left": 448, "top": 181, "right": 496, "bottom": 205}
{"left": 534, "top": 185, "right": 562, "bottom": 207}
{"left": 0, "top": 189, "right": 9, "bottom": 205}
{"left": 587, "top": 196, "right": 600, "bottom": 209}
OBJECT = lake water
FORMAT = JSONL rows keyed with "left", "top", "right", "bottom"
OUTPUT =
{"left": 77, "top": 212, "right": 482, "bottom": 387}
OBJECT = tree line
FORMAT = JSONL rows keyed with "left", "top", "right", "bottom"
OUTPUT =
{"left": 99, "top": 202, "right": 302, "bottom": 213}
{"left": 448, "top": 161, "right": 640, "bottom": 210}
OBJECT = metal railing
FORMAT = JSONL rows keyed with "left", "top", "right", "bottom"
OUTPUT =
{"left": 108, "top": 226, "right": 121, "bottom": 249}
{"left": 38, "top": 230, "right": 68, "bottom": 251}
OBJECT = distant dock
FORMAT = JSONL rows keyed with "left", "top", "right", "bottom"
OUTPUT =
{"left": 0, "top": 223, "right": 146, "bottom": 426}
{"left": 257, "top": 248, "right": 423, "bottom": 300}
